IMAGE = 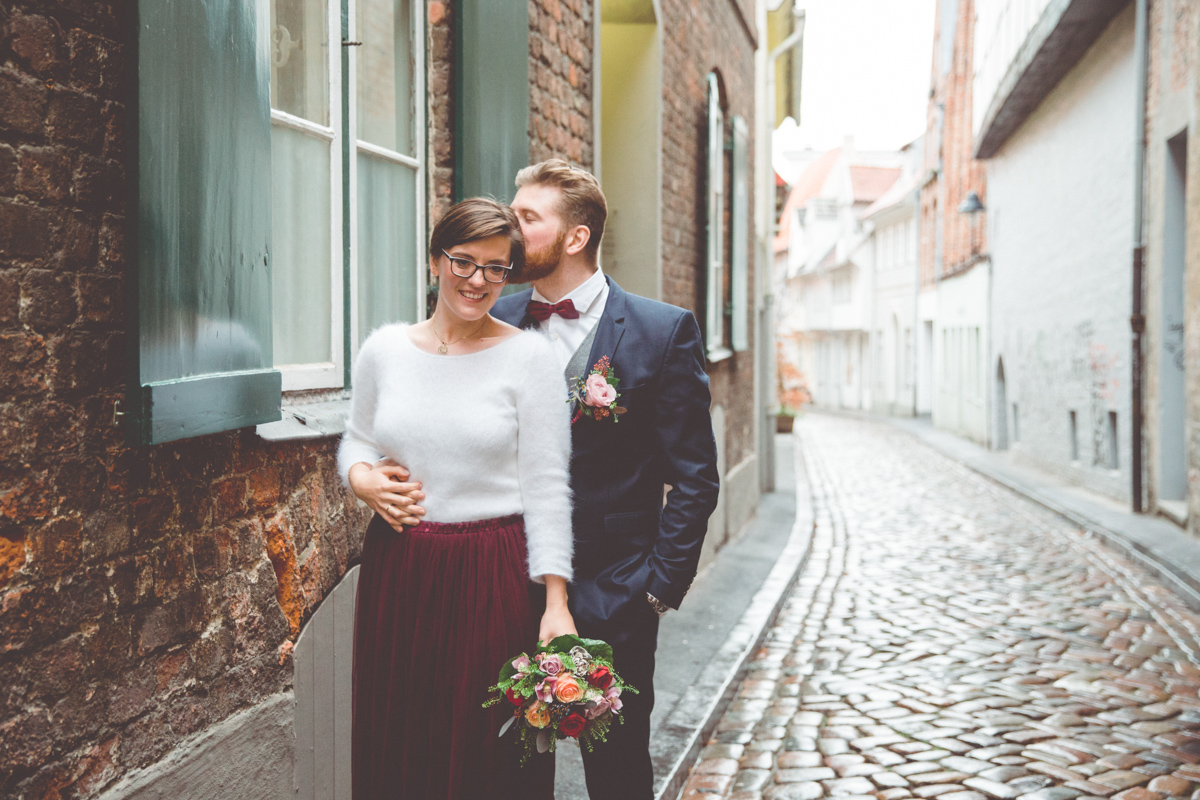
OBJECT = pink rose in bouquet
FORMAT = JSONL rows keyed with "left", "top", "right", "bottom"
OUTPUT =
{"left": 536, "top": 653, "right": 565, "bottom": 676}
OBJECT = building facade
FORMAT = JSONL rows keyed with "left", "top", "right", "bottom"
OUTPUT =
{"left": 920, "top": 0, "right": 991, "bottom": 445}
{"left": 0, "top": 1, "right": 765, "bottom": 796}
{"left": 1144, "top": 0, "right": 1198, "bottom": 531}
{"left": 776, "top": 140, "right": 903, "bottom": 411}
{"left": 972, "top": 0, "right": 1137, "bottom": 501}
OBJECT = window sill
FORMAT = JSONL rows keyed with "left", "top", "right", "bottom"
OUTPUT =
{"left": 707, "top": 347, "right": 734, "bottom": 364}
{"left": 256, "top": 396, "right": 350, "bottom": 442}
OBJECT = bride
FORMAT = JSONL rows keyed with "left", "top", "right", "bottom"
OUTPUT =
{"left": 339, "top": 198, "right": 574, "bottom": 799}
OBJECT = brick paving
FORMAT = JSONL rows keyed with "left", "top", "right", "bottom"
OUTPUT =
{"left": 679, "top": 415, "right": 1200, "bottom": 800}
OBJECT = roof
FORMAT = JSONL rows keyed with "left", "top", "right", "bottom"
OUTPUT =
{"left": 849, "top": 166, "right": 901, "bottom": 205}
{"left": 860, "top": 173, "right": 921, "bottom": 221}
{"left": 773, "top": 147, "right": 841, "bottom": 253}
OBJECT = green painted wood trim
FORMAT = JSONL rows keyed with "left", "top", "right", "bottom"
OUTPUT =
{"left": 454, "top": 0, "right": 530, "bottom": 202}
{"left": 731, "top": 115, "right": 750, "bottom": 352}
{"left": 342, "top": 0, "right": 353, "bottom": 387}
{"left": 140, "top": 370, "right": 283, "bottom": 445}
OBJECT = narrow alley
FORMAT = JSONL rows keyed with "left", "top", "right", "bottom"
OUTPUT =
{"left": 681, "top": 414, "right": 1200, "bottom": 800}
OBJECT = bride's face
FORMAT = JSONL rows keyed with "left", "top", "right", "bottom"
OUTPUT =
{"left": 430, "top": 234, "right": 512, "bottom": 322}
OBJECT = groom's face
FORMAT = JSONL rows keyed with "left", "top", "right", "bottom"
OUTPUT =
{"left": 512, "top": 184, "right": 567, "bottom": 282}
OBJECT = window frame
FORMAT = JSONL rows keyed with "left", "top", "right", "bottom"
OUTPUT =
{"left": 269, "top": 0, "right": 345, "bottom": 392}
{"left": 269, "top": 0, "right": 427, "bottom": 393}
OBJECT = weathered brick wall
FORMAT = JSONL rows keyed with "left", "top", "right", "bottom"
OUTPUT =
{"left": 0, "top": 4, "right": 369, "bottom": 796}
{"left": 660, "top": 0, "right": 757, "bottom": 470}
{"left": 427, "top": 0, "right": 454, "bottom": 228}
{"left": 529, "top": 0, "right": 594, "bottom": 169}
{"left": 940, "top": 0, "right": 987, "bottom": 275}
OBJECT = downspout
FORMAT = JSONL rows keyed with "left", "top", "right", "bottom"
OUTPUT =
{"left": 911, "top": 184, "right": 921, "bottom": 416}
{"left": 1131, "top": 0, "right": 1149, "bottom": 513}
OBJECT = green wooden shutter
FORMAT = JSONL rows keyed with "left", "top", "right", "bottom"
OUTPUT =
{"left": 731, "top": 115, "right": 749, "bottom": 352}
{"left": 704, "top": 73, "right": 726, "bottom": 358}
{"left": 129, "top": 0, "right": 281, "bottom": 445}
{"left": 455, "top": 0, "right": 530, "bottom": 202}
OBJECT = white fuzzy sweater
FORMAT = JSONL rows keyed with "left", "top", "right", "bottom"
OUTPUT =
{"left": 338, "top": 324, "right": 573, "bottom": 582}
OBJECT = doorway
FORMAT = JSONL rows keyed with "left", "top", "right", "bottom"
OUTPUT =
{"left": 598, "top": 0, "right": 661, "bottom": 300}
{"left": 995, "top": 357, "right": 1008, "bottom": 450}
{"left": 1159, "top": 131, "right": 1187, "bottom": 513}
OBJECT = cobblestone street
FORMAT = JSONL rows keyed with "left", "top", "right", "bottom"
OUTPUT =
{"left": 680, "top": 414, "right": 1200, "bottom": 800}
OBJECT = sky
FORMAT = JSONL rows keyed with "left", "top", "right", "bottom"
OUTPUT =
{"left": 776, "top": 0, "right": 937, "bottom": 159}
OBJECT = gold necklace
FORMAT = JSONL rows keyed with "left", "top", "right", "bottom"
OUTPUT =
{"left": 433, "top": 319, "right": 487, "bottom": 355}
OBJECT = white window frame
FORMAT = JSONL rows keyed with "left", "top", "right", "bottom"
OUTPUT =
{"left": 347, "top": 0, "right": 426, "bottom": 358}
{"left": 268, "top": 0, "right": 426, "bottom": 392}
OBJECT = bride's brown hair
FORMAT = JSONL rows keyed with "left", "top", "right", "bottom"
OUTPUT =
{"left": 428, "top": 197, "right": 526, "bottom": 273}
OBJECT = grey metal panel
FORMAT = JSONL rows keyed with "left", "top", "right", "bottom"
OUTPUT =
{"left": 132, "top": 0, "right": 281, "bottom": 444}
{"left": 455, "top": 0, "right": 530, "bottom": 201}
{"left": 294, "top": 565, "right": 359, "bottom": 800}
{"left": 334, "top": 567, "right": 358, "bottom": 800}
{"left": 313, "top": 578, "right": 337, "bottom": 799}
{"left": 294, "top": 610, "right": 316, "bottom": 798}
{"left": 730, "top": 115, "right": 750, "bottom": 353}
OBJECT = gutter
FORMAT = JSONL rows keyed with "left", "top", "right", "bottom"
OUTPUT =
{"left": 1130, "top": 0, "right": 1148, "bottom": 513}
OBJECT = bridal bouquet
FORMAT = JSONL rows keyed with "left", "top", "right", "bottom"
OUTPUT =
{"left": 484, "top": 634, "right": 636, "bottom": 762}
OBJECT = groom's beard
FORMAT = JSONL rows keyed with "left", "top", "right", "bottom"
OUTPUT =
{"left": 519, "top": 230, "right": 567, "bottom": 283}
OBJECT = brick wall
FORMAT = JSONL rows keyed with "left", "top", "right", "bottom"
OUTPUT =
{"left": 0, "top": 4, "right": 369, "bottom": 796}
{"left": 660, "top": 0, "right": 757, "bottom": 469}
{"left": 940, "top": 0, "right": 987, "bottom": 275}
{"left": 529, "top": 0, "right": 594, "bottom": 169}
{"left": 920, "top": 0, "right": 987, "bottom": 284}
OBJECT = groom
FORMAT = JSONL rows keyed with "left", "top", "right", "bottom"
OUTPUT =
{"left": 493, "top": 159, "right": 720, "bottom": 799}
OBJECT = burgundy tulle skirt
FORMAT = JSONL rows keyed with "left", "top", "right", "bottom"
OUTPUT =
{"left": 352, "top": 513, "right": 554, "bottom": 800}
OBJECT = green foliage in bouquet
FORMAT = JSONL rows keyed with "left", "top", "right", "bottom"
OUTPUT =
{"left": 484, "top": 635, "right": 637, "bottom": 764}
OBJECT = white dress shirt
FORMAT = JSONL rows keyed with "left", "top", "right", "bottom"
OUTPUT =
{"left": 529, "top": 267, "right": 610, "bottom": 372}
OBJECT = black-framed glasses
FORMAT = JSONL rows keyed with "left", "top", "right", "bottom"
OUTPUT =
{"left": 441, "top": 249, "right": 512, "bottom": 284}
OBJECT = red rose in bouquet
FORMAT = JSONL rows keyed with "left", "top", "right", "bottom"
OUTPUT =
{"left": 506, "top": 687, "right": 523, "bottom": 706}
{"left": 586, "top": 666, "right": 613, "bottom": 690}
{"left": 558, "top": 713, "right": 587, "bottom": 738}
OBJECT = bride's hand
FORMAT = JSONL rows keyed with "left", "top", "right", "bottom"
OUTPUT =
{"left": 539, "top": 575, "right": 577, "bottom": 643}
{"left": 538, "top": 603, "right": 578, "bottom": 644}
{"left": 347, "top": 459, "right": 426, "bottom": 531}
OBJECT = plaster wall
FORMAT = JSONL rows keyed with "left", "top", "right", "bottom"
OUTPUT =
{"left": 986, "top": 5, "right": 1136, "bottom": 501}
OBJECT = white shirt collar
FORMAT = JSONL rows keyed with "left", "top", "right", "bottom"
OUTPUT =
{"left": 532, "top": 267, "right": 607, "bottom": 314}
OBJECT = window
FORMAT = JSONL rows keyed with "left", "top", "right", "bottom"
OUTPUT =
{"left": 270, "top": 0, "right": 424, "bottom": 392}
{"left": 903, "top": 327, "right": 913, "bottom": 387}
{"left": 704, "top": 72, "right": 730, "bottom": 360}
{"left": 1106, "top": 411, "right": 1119, "bottom": 469}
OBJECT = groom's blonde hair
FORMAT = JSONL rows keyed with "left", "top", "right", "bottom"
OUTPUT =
{"left": 515, "top": 159, "right": 607, "bottom": 260}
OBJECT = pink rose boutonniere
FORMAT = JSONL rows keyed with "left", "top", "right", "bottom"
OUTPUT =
{"left": 569, "top": 356, "right": 625, "bottom": 424}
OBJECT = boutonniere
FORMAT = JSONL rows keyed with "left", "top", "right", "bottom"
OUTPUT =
{"left": 568, "top": 356, "right": 626, "bottom": 424}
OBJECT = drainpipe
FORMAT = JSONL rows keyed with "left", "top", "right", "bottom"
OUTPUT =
{"left": 1130, "top": 0, "right": 1148, "bottom": 513}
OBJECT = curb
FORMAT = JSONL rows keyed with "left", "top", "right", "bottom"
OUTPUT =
{"left": 652, "top": 433, "right": 817, "bottom": 800}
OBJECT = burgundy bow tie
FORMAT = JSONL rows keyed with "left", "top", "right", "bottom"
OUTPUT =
{"left": 526, "top": 299, "right": 580, "bottom": 322}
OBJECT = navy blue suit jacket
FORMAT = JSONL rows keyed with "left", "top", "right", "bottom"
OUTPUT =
{"left": 493, "top": 278, "right": 720, "bottom": 641}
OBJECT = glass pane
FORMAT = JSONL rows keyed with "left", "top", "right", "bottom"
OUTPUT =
{"left": 272, "top": 125, "right": 333, "bottom": 366}
{"left": 357, "top": 152, "right": 418, "bottom": 345}
{"left": 357, "top": 0, "right": 413, "bottom": 154}
{"left": 271, "top": 0, "right": 329, "bottom": 125}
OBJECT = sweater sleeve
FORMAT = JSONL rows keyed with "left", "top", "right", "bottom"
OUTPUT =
{"left": 515, "top": 335, "right": 574, "bottom": 582}
{"left": 337, "top": 328, "right": 387, "bottom": 486}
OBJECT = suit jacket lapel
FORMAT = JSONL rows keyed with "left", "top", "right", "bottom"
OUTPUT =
{"left": 586, "top": 277, "right": 627, "bottom": 369}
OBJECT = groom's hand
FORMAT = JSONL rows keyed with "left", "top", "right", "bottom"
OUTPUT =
{"left": 347, "top": 459, "right": 426, "bottom": 531}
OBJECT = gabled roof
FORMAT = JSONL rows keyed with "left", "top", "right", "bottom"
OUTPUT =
{"left": 860, "top": 173, "right": 921, "bottom": 221}
{"left": 849, "top": 166, "right": 901, "bottom": 204}
{"left": 774, "top": 147, "right": 841, "bottom": 253}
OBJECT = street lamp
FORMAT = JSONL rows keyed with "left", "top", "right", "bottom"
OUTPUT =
{"left": 957, "top": 190, "right": 985, "bottom": 256}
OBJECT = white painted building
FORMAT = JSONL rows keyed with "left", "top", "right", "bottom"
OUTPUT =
{"left": 776, "top": 140, "right": 903, "bottom": 411}
{"left": 974, "top": 0, "right": 1136, "bottom": 502}
{"left": 862, "top": 139, "right": 923, "bottom": 417}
